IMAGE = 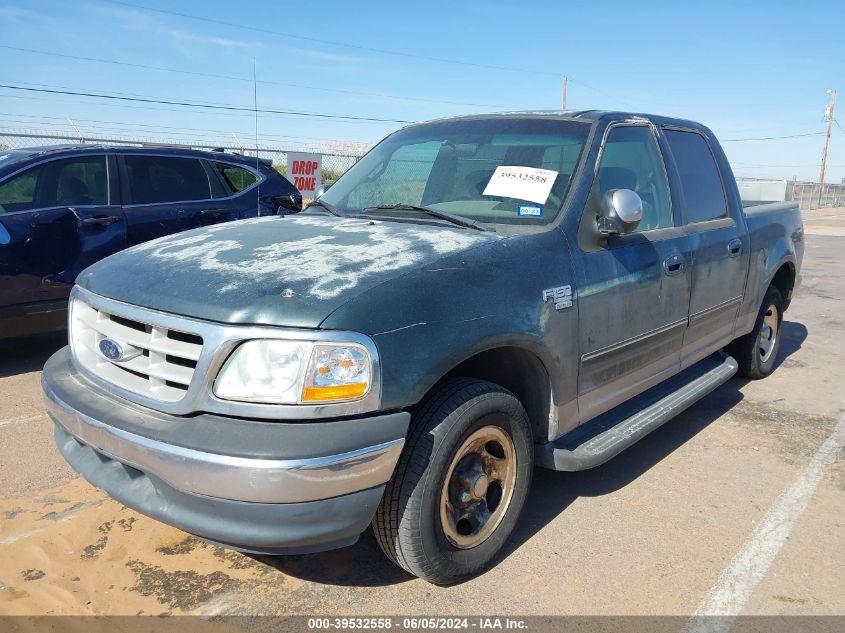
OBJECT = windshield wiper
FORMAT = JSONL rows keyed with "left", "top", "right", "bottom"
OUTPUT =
{"left": 362, "top": 204, "right": 490, "bottom": 232}
{"left": 305, "top": 199, "right": 346, "bottom": 217}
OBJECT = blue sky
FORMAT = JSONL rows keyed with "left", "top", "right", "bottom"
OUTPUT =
{"left": 1, "top": 0, "right": 843, "bottom": 181}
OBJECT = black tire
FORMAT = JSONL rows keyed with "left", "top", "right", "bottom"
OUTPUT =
{"left": 373, "top": 377, "right": 533, "bottom": 585}
{"left": 727, "top": 285, "right": 784, "bottom": 379}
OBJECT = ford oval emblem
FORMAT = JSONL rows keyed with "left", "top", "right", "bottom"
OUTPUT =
{"left": 98, "top": 339, "right": 123, "bottom": 361}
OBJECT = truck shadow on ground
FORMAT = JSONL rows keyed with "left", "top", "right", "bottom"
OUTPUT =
{"left": 0, "top": 330, "right": 67, "bottom": 379}
{"left": 255, "top": 320, "right": 807, "bottom": 587}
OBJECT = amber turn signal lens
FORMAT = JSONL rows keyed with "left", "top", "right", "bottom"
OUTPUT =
{"left": 302, "top": 382, "right": 368, "bottom": 402}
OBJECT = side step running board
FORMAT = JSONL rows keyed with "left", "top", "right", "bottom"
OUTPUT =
{"left": 536, "top": 353, "right": 738, "bottom": 472}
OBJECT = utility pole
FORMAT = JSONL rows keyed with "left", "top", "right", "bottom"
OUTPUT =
{"left": 819, "top": 89, "right": 836, "bottom": 184}
{"left": 561, "top": 76, "right": 568, "bottom": 111}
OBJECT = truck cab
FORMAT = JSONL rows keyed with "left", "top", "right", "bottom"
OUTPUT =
{"left": 41, "top": 111, "right": 803, "bottom": 584}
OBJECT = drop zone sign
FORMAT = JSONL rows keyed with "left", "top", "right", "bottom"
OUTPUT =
{"left": 287, "top": 152, "right": 322, "bottom": 197}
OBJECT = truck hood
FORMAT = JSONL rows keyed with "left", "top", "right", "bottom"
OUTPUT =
{"left": 77, "top": 214, "right": 496, "bottom": 328}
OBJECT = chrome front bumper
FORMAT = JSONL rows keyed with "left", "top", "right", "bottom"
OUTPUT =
{"left": 42, "top": 347, "right": 406, "bottom": 504}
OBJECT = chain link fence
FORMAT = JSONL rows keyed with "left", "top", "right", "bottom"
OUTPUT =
{"left": 0, "top": 132, "right": 369, "bottom": 185}
{"left": 787, "top": 181, "right": 845, "bottom": 210}
{"left": 4, "top": 131, "right": 845, "bottom": 210}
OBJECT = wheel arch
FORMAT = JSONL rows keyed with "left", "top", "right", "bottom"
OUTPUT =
{"left": 768, "top": 260, "right": 796, "bottom": 310}
{"left": 431, "top": 345, "right": 555, "bottom": 443}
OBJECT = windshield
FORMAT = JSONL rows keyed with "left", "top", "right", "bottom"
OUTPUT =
{"left": 320, "top": 118, "right": 591, "bottom": 226}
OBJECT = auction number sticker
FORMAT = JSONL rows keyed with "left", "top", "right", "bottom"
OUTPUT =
{"left": 482, "top": 166, "right": 558, "bottom": 204}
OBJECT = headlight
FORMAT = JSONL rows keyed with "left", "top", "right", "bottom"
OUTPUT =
{"left": 302, "top": 344, "right": 370, "bottom": 402}
{"left": 214, "top": 340, "right": 372, "bottom": 404}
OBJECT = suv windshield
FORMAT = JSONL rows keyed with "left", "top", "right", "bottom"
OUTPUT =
{"left": 320, "top": 117, "right": 591, "bottom": 226}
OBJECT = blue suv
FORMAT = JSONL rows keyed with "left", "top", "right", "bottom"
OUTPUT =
{"left": 0, "top": 145, "right": 302, "bottom": 339}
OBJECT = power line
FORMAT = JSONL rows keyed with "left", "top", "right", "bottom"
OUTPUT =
{"left": 0, "top": 91, "right": 397, "bottom": 124}
{"left": 721, "top": 132, "right": 824, "bottom": 142}
{"left": 0, "top": 77, "right": 261, "bottom": 110}
{"left": 104, "top": 1, "right": 639, "bottom": 107}
{"left": 0, "top": 45, "right": 520, "bottom": 110}
{"left": 0, "top": 112, "right": 352, "bottom": 144}
{"left": 0, "top": 83, "right": 413, "bottom": 124}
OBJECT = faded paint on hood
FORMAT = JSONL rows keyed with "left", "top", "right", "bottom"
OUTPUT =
{"left": 76, "top": 214, "right": 495, "bottom": 328}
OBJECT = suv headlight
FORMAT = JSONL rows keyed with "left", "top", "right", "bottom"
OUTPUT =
{"left": 214, "top": 340, "right": 372, "bottom": 404}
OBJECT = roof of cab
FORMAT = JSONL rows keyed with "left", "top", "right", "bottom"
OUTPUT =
{"left": 408, "top": 110, "right": 710, "bottom": 134}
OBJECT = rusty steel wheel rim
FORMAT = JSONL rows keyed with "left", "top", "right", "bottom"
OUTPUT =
{"left": 439, "top": 424, "right": 517, "bottom": 550}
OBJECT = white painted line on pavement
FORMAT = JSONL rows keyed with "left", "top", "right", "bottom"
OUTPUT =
{"left": 0, "top": 413, "right": 47, "bottom": 429}
{"left": 687, "top": 410, "right": 845, "bottom": 632}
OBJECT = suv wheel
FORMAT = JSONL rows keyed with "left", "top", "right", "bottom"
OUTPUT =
{"left": 373, "top": 378, "right": 533, "bottom": 584}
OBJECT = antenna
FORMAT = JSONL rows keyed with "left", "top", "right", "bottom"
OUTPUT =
{"left": 561, "top": 76, "right": 568, "bottom": 111}
{"left": 67, "top": 118, "right": 84, "bottom": 143}
{"left": 253, "top": 59, "right": 260, "bottom": 214}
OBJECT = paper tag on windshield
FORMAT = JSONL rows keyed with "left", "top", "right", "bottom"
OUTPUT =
{"left": 482, "top": 166, "right": 558, "bottom": 204}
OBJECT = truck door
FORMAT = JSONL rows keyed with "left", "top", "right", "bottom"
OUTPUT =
{"left": 575, "top": 123, "right": 693, "bottom": 423}
{"left": 0, "top": 153, "right": 125, "bottom": 311}
{"left": 118, "top": 153, "right": 218, "bottom": 246}
{"left": 661, "top": 129, "right": 751, "bottom": 368}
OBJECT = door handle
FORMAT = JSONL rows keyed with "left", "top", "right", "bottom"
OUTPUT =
{"left": 80, "top": 215, "right": 121, "bottom": 226}
{"left": 662, "top": 254, "right": 686, "bottom": 276}
{"left": 200, "top": 208, "right": 228, "bottom": 217}
{"left": 69, "top": 207, "right": 120, "bottom": 226}
{"left": 727, "top": 238, "right": 743, "bottom": 257}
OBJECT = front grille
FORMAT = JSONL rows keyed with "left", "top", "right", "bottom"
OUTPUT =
{"left": 70, "top": 298, "right": 203, "bottom": 403}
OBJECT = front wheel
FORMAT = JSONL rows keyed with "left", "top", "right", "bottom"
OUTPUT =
{"left": 727, "top": 285, "right": 784, "bottom": 379}
{"left": 373, "top": 378, "right": 533, "bottom": 584}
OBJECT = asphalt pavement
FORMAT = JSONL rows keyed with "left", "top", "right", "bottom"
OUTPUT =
{"left": 0, "top": 209, "right": 842, "bottom": 620}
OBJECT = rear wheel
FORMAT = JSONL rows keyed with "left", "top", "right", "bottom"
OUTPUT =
{"left": 728, "top": 285, "right": 784, "bottom": 379}
{"left": 373, "top": 378, "right": 533, "bottom": 585}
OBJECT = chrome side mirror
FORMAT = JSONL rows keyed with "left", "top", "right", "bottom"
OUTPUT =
{"left": 597, "top": 189, "right": 642, "bottom": 236}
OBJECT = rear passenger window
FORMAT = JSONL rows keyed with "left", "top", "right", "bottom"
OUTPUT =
{"left": 598, "top": 125, "right": 672, "bottom": 231}
{"left": 124, "top": 156, "right": 211, "bottom": 205}
{"left": 214, "top": 163, "right": 258, "bottom": 193}
{"left": 664, "top": 130, "right": 727, "bottom": 223}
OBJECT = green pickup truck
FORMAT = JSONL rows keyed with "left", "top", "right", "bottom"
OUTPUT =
{"left": 42, "top": 111, "right": 803, "bottom": 584}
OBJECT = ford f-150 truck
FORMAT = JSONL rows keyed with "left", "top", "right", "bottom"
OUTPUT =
{"left": 42, "top": 111, "right": 803, "bottom": 584}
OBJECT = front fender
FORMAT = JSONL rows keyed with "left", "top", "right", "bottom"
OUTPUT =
{"left": 320, "top": 230, "right": 579, "bottom": 414}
